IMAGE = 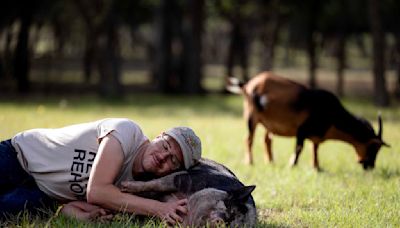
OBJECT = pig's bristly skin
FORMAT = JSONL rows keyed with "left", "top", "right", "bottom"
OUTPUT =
{"left": 122, "top": 158, "right": 257, "bottom": 227}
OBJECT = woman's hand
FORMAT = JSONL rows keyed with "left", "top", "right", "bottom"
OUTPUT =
{"left": 60, "top": 201, "right": 114, "bottom": 222}
{"left": 157, "top": 199, "right": 188, "bottom": 225}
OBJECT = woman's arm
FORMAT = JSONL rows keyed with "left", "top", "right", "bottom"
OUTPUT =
{"left": 60, "top": 201, "right": 113, "bottom": 222}
{"left": 86, "top": 135, "right": 187, "bottom": 225}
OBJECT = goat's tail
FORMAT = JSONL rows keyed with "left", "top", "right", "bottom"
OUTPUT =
{"left": 225, "top": 77, "right": 245, "bottom": 94}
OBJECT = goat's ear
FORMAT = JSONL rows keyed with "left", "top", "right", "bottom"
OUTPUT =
{"left": 371, "top": 138, "right": 391, "bottom": 148}
{"left": 228, "top": 185, "right": 256, "bottom": 203}
{"left": 381, "top": 140, "right": 391, "bottom": 148}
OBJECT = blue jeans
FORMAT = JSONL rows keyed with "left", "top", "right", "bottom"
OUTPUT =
{"left": 0, "top": 139, "right": 56, "bottom": 218}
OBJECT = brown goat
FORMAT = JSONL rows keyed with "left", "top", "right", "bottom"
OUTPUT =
{"left": 227, "top": 71, "right": 389, "bottom": 170}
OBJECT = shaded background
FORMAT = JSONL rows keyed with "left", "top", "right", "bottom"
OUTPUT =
{"left": 1, "top": 2, "right": 400, "bottom": 226}
{"left": 0, "top": 0, "right": 399, "bottom": 106}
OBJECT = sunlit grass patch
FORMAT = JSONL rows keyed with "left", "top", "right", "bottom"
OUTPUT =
{"left": 0, "top": 94, "right": 399, "bottom": 227}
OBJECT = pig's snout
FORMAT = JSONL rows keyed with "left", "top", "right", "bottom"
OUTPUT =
{"left": 209, "top": 211, "right": 227, "bottom": 226}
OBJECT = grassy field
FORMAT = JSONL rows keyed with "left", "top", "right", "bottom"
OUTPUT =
{"left": 0, "top": 93, "right": 399, "bottom": 227}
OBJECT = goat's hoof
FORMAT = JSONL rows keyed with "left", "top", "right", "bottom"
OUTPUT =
{"left": 244, "top": 157, "right": 253, "bottom": 165}
{"left": 245, "top": 160, "right": 254, "bottom": 165}
{"left": 289, "top": 155, "right": 299, "bottom": 167}
{"left": 264, "top": 158, "right": 274, "bottom": 164}
{"left": 314, "top": 167, "right": 324, "bottom": 172}
{"left": 289, "top": 160, "right": 298, "bottom": 168}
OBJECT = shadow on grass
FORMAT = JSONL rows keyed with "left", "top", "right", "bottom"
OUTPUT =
{"left": 0, "top": 206, "right": 291, "bottom": 228}
{"left": 2, "top": 211, "right": 168, "bottom": 228}
{"left": 256, "top": 221, "right": 291, "bottom": 228}
{"left": 0, "top": 93, "right": 244, "bottom": 118}
{"left": 375, "top": 166, "right": 400, "bottom": 180}
{"left": 2, "top": 92, "right": 399, "bottom": 122}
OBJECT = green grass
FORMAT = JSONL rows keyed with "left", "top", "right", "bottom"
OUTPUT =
{"left": 1, "top": 94, "right": 399, "bottom": 227}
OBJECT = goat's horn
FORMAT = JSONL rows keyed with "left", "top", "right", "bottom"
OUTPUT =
{"left": 377, "top": 114, "right": 382, "bottom": 139}
{"left": 377, "top": 113, "right": 390, "bottom": 147}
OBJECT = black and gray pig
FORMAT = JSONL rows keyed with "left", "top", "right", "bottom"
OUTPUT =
{"left": 121, "top": 158, "right": 257, "bottom": 227}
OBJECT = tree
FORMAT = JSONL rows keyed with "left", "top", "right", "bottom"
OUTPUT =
{"left": 369, "top": 0, "right": 390, "bottom": 106}
{"left": 153, "top": 0, "right": 204, "bottom": 94}
{"left": 181, "top": 0, "right": 204, "bottom": 93}
{"left": 257, "top": 0, "right": 282, "bottom": 72}
{"left": 319, "top": 0, "right": 349, "bottom": 97}
{"left": 284, "top": 0, "right": 321, "bottom": 88}
{"left": 73, "top": 0, "right": 122, "bottom": 98}
{"left": 13, "top": 0, "right": 35, "bottom": 93}
{"left": 215, "top": 0, "right": 253, "bottom": 85}
{"left": 0, "top": 1, "right": 18, "bottom": 81}
{"left": 382, "top": 0, "right": 400, "bottom": 99}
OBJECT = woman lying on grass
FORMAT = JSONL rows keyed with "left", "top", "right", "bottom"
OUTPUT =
{"left": 0, "top": 118, "right": 201, "bottom": 225}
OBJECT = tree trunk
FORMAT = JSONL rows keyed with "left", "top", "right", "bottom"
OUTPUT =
{"left": 307, "top": 32, "right": 317, "bottom": 88}
{"left": 14, "top": 8, "right": 33, "bottom": 93}
{"left": 260, "top": 0, "right": 281, "bottom": 71}
{"left": 52, "top": 16, "right": 66, "bottom": 56}
{"left": 73, "top": 0, "right": 122, "bottom": 98}
{"left": 0, "top": 26, "right": 14, "bottom": 80}
{"left": 97, "top": 6, "right": 122, "bottom": 98}
{"left": 72, "top": 0, "right": 96, "bottom": 85}
{"left": 283, "top": 29, "right": 295, "bottom": 67}
{"left": 336, "top": 33, "right": 346, "bottom": 97}
{"left": 226, "top": 10, "right": 249, "bottom": 82}
{"left": 306, "top": 0, "right": 319, "bottom": 89}
{"left": 4, "top": 26, "right": 14, "bottom": 79}
{"left": 0, "top": 55, "right": 3, "bottom": 79}
{"left": 369, "top": 0, "right": 390, "bottom": 106}
{"left": 83, "top": 34, "right": 95, "bottom": 83}
{"left": 355, "top": 35, "right": 368, "bottom": 58}
{"left": 154, "top": 0, "right": 173, "bottom": 93}
{"left": 182, "top": 0, "right": 204, "bottom": 94}
{"left": 335, "top": 0, "right": 347, "bottom": 97}
{"left": 394, "top": 33, "right": 400, "bottom": 99}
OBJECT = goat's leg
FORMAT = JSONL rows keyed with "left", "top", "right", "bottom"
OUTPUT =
{"left": 312, "top": 143, "right": 322, "bottom": 171}
{"left": 246, "top": 116, "right": 257, "bottom": 165}
{"left": 264, "top": 131, "right": 273, "bottom": 163}
{"left": 289, "top": 134, "right": 305, "bottom": 167}
{"left": 120, "top": 171, "right": 186, "bottom": 193}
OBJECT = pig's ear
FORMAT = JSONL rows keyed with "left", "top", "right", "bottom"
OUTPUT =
{"left": 228, "top": 185, "right": 256, "bottom": 203}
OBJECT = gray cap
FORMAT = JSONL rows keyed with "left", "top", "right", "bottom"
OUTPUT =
{"left": 165, "top": 127, "right": 202, "bottom": 169}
